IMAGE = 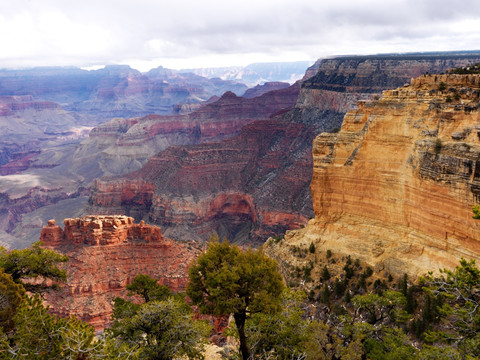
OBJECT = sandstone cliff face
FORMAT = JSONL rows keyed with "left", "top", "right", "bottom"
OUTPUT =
{"left": 297, "top": 54, "right": 480, "bottom": 129}
{"left": 40, "top": 216, "right": 199, "bottom": 330}
{"left": 281, "top": 74, "right": 480, "bottom": 276}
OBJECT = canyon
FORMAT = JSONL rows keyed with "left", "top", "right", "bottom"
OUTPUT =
{"left": 7, "top": 55, "right": 480, "bottom": 335}
{"left": 0, "top": 67, "right": 261, "bottom": 248}
{"left": 40, "top": 215, "right": 199, "bottom": 330}
{"left": 89, "top": 53, "right": 480, "bottom": 244}
{"left": 272, "top": 73, "right": 480, "bottom": 277}
{"left": 4, "top": 52, "right": 480, "bottom": 249}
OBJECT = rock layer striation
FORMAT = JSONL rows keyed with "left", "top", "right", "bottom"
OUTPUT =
{"left": 282, "top": 73, "right": 480, "bottom": 276}
{"left": 41, "top": 216, "right": 199, "bottom": 329}
{"left": 88, "top": 54, "right": 480, "bottom": 245}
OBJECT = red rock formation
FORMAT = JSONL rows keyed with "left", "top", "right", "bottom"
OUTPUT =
{"left": 41, "top": 216, "right": 200, "bottom": 330}
{"left": 72, "top": 83, "right": 301, "bottom": 181}
{"left": 89, "top": 118, "right": 314, "bottom": 243}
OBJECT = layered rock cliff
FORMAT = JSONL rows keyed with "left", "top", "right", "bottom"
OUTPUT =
{"left": 0, "top": 81, "right": 297, "bottom": 248}
{"left": 88, "top": 53, "right": 480, "bottom": 245}
{"left": 6, "top": 53, "right": 480, "bottom": 249}
{"left": 40, "top": 216, "right": 199, "bottom": 329}
{"left": 89, "top": 119, "right": 314, "bottom": 244}
{"left": 277, "top": 73, "right": 480, "bottom": 276}
{"left": 74, "top": 84, "right": 300, "bottom": 180}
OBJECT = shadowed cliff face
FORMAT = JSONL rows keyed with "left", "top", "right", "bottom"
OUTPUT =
{"left": 277, "top": 74, "right": 480, "bottom": 277}
{"left": 89, "top": 118, "right": 315, "bottom": 244}
{"left": 88, "top": 54, "right": 480, "bottom": 245}
{"left": 40, "top": 216, "right": 199, "bottom": 330}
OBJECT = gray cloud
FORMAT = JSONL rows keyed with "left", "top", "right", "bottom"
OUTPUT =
{"left": 1, "top": 0, "right": 479, "bottom": 70}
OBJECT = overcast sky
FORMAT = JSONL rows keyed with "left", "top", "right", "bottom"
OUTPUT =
{"left": 1, "top": 0, "right": 480, "bottom": 71}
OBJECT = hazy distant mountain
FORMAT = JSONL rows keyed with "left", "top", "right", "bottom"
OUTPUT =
{"left": 178, "top": 61, "right": 313, "bottom": 86}
{"left": 0, "top": 65, "right": 248, "bottom": 119}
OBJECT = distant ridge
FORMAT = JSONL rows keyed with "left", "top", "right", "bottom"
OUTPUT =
{"left": 330, "top": 50, "right": 480, "bottom": 61}
{"left": 178, "top": 61, "right": 313, "bottom": 86}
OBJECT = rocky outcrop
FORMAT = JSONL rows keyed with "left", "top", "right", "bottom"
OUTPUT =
{"left": 280, "top": 74, "right": 480, "bottom": 277}
{"left": 7, "top": 53, "right": 480, "bottom": 250}
{"left": 0, "top": 74, "right": 297, "bottom": 249}
{"left": 296, "top": 53, "right": 480, "bottom": 129}
{"left": 41, "top": 216, "right": 199, "bottom": 330}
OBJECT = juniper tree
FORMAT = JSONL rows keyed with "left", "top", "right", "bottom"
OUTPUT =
{"left": 187, "top": 238, "right": 284, "bottom": 360}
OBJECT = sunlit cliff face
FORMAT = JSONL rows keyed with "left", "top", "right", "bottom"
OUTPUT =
{"left": 287, "top": 74, "right": 480, "bottom": 277}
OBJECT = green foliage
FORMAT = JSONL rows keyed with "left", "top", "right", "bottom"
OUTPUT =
{"left": 326, "top": 249, "right": 332, "bottom": 258}
{"left": 0, "top": 241, "right": 68, "bottom": 290}
{"left": 473, "top": 205, "right": 480, "bottom": 219}
{"left": 438, "top": 81, "right": 446, "bottom": 91}
{"left": 363, "top": 327, "right": 417, "bottom": 360}
{"left": 240, "top": 290, "right": 311, "bottom": 360}
{"left": 0, "top": 269, "right": 25, "bottom": 333}
{"left": 111, "top": 297, "right": 141, "bottom": 326}
{"left": 110, "top": 298, "right": 210, "bottom": 360}
{"left": 399, "top": 273, "right": 408, "bottom": 296}
{"left": 187, "top": 239, "right": 284, "bottom": 317}
{"left": 343, "top": 263, "right": 355, "bottom": 279}
{"left": 418, "top": 344, "right": 462, "bottom": 359}
{"left": 405, "top": 286, "right": 416, "bottom": 314}
{"left": 334, "top": 278, "right": 346, "bottom": 297}
{"left": 321, "top": 283, "right": 330, "bottom": 304}
{"left": 422, "top": 258, "right": 480, "bottom": 355}
{"left": 2, "top": 294, "right": 102, "bottom": 359}
{"left": 321, "top": 265, "right": 331, "bottom": 281}
{"left": 308, "top": 242, "right": 315, "bottom": 254}
{"left": 187, "top": 237, "right": 284, "bottom": 360}
{"left": 126, "top": 274, "right": 171, "bottom": 303}
{"left": 352, "top": 290, "right": 408, "bottom": 325}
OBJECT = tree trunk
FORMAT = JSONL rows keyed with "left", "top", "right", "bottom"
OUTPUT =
{"left": 234, "top": 311, "right": 249, "bottom": 360}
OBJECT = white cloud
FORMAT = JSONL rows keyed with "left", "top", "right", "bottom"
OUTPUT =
{"left": 0, "top": 0, "right": 479, "bottom": 70}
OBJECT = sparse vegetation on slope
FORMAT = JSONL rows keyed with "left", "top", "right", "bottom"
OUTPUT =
{"left": 2, "top": 239, "right": 480, "bottom": 359}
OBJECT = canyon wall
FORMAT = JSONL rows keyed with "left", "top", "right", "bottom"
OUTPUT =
{"left": 0, "top": 80, "right": 297, "bottom": 248}
{"left": 89, "top": 119, "right": 314, "bottom": 244}
{"left": 0, "top": 65, "right": 248, "bottom": 119}
{"left": 88, "top": 53, "right": 480, "bottom": 245}
{"left": 72, "top": 84, "right": 300, "bottom": 180}
{"left": 280, "top": 73, "right": 480, "bottom": 276}
{"left": 40, "top": 216, "right": 199, "bottom": 329}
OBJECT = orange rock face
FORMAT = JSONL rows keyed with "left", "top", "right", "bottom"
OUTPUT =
{"left": 284, "top": 74, "right": 480, "bottom": 276}
{"left": 41, "top": 215, "right": 200, "bottom": 330}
